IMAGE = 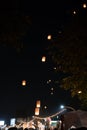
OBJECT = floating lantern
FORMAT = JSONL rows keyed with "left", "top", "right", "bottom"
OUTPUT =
{"left": 41, "top": 56, "right": 46, "bottom": 62}
{"left": 73, "top": 11, "right": 76, "bottom": 14}
{"left": 22, "top": 80, "right": 26, "bottom": 86}
{"left": 35, "top": 107, "right": 40, "bottom": 115}
{"left": 36, "top": 100, "right": 41, "bottom": 108}
{"left": 47, "top": 35, "right": 52, "bottom": 40}
{"left": 83, "top": 3, "right": 87, "bottom": 8}
{"left": 78, "top": 91, "right": 82, "bottom": 94}
{"left": 44, "top": 106, "right": 47, "bottom": 109}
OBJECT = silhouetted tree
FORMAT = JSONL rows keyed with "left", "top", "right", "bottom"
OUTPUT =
{"left": 48, "top": 14, "right": 87, "bottom": 108}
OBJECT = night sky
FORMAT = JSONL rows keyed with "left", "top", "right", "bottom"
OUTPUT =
{"left": 0, "top": 0, "right": 86, "bottom": 121}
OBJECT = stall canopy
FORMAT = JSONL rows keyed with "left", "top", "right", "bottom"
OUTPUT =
{"left": 64, "top": 110, "right": 87, "bottom": 130}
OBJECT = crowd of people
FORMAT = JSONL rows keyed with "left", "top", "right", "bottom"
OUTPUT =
{"left": 0, "top": 117, "right": 87, "bottom": 130}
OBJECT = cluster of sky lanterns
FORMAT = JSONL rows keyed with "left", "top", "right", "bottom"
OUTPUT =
{"left": 42, "top": 2, "right": 86, "bottom": 64}
{"left": 35, "top": 100, "right": 41, "bottom": 116}
{"left": 50, "top": 87, "right": 54, "bottom": 95}
{"left": 73, "top": 3, "right": 87, "bottom": 15}
{"left": 47, "top": 79, "right": 51, "bottom": 84}
{"left": 20, "top": 6, "right": 85, "bottom": 116}
{"left": 41, "top": 34, "right": 52, "bottom": 63}
{"left": 20, "top": 2, "right": 86, "bottom": 118}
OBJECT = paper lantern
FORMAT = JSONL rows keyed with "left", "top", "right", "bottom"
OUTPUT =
{"left": 41, "top": 56, "right": 46, "bottom": 62}
{"left": 36, "top": 100, "right": 41, "bottom": 108}
{"left": 47, "top": 35, "right": 52, "bottom": 40}
{"left": 22, "top": 80, "right": 26, "bottom": 86}
{"left": 83, "top": 3, "right": 86, "bottom": 8}
{"left": 35, "top": 107, "right": 39, "bottom": 115}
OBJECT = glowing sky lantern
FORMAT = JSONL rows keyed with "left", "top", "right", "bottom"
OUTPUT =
{"left": 42, "top": 56, "right": 46, "bottom": 62}
{"left": 51, "top": 87, "right": 54, "bottom": 90}
{"left": 83, "top": 3, "right": 87, "bottom": 8}
{"left": 22, "top": 80, "right": 26, "bottom": 86}
{"left": 51, "top": 92, "right": 53, "bottom": 95}
{"left": 78, "top": 90, "right": 82, "bottom": 94}
{"left": 36, "top": 100, "right": 41, "bottom": 108}
{"left": 47, "top": 35, "right": 52, "bottom": 40}
{"left": 35, "top": 107, "right": 40, "bottom": 115}
{"left": 73, "top": 11, "right": 76, "bottom": 14}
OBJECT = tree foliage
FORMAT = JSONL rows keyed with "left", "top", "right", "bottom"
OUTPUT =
{"left": 48, "top": 16, "right": 87, "bottom": 108}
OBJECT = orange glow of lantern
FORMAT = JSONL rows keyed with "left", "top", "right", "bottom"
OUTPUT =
{"left": 36, "top": 100, "right": 41, "bottom": 108}
{"left": 35, "top": 107, "right": 39, "bottom": 115}
{"left": 47, "top": 35, "right": 52, "bottom": 40}
{"left": 22, "top": 80, "right": 26, "bottom": 86}
{"left": 83, "top": 3, "right": 86, "bottom": 8}
{"left": 41, "top": 56, "right": 46, "bottom": 62}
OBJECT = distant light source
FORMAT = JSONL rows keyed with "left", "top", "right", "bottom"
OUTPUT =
{"left": 42, "top": 56, "right": 46, "bottom": 62}
{"left": 83, "top": 3, "right": 87, "bottom": 8}
{"left": 44, "top": 106, "right": 47, "bottom": 109}
{"left": 10, "top": 118, "right": 16, "bottom": 126}
{"left": 53, "top": 67, "right": 57, "bottom": 70}
{"left": 60, "top": 105, "right": 75, "bottom": 111}
{"left": 35, "top": 107, "right": 40, "bottom": 115}
{"left": 47, "top": 35, "right": 52, "bottom": 40}
{"left": 0, "top": 121, "right": 5, "bottom": 126}
{"left": 73, "top": 11, "right": 76, "bottom": 14}
{"left": 78, "top": 91, "right": 82, "bottom": 94}
{"left": 36, "top": 100, "right": 41, "bottom": 108}
{"left": 47, "top": 79, "right": 51, "bottom": 84}
{"left": 60, "top": 105, "right": 64, "bottom": 109}
{"left": 22, "top": 80, "right": 26, "bottom": 86}
{"left": 51, "top": 87, "right": 54, "bottom": 90}
{"left": 57, "top": 116, "right": 59, "bottom": 119}
{"left": 51, "top": 92, "right": 53, "bottom": 95}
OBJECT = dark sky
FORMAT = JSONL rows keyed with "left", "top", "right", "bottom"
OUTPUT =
{"left": 0, "top": 0, "right": 85, "bottom": 121}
